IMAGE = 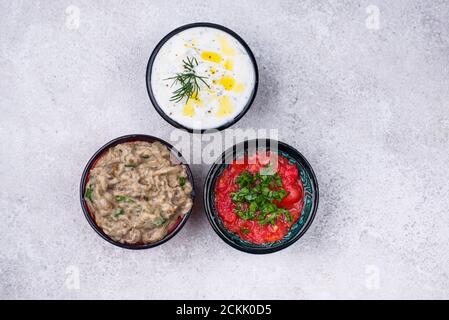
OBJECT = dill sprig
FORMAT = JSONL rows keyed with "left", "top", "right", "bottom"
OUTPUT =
{"left": 164, "top": 57, "right": 210, "bottom": 103}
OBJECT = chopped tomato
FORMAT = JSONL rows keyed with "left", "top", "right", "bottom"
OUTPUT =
{"left": 214, "top": 151, "right": 304, "bottom": 244}
{"left": 280, "top": 182, "right": 303, "bottom": 207}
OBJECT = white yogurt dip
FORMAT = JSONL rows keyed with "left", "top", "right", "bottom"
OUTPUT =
{"left": 150, "top": 26, "right": 257, "bottom": 130}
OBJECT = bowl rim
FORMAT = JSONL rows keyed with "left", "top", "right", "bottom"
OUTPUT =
{"left": 203, "top": 139, "right": 319, "bottom": 254}
{"left": 145, "top": 22, "right": 259, "bottom": 133}
{"left": 79, "top": 134, "right": 195, "bottom": 250}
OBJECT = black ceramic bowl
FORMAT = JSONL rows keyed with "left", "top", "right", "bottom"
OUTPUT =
{"left": 203, "top": 139, "right": 319, "bottom": 254}
{"left": 145, "top": 22, "right": 259, "bottom": 133}
{"left": 80, "top": 134, "right": 195, "bottom": 249}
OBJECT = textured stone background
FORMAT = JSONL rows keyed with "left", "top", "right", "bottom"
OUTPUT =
{"left": 1, "top": 0, "right": 449, "bottom": 299}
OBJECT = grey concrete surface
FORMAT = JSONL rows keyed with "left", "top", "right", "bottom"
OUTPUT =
{"left": 1, "top": 0, "right": 449, "bottom": 299}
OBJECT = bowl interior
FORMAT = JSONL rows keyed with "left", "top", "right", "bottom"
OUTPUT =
{"left": 80, "top": 134, "right": 195, "bottom": 249}
{"left": 204, "top": 139, "right": 318, "bottom": 253}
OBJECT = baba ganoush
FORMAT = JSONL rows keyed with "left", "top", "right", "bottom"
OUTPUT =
{"left": 150, "top": 26, "right": 256, "bottom": 130}
{"left": 84, "top": 141, "right": 193, "bottom": 244}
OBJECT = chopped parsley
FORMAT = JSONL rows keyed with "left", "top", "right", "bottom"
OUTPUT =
{"left": 113, "top": 208, "right": 125, "bottom": 217}
{"left": 231, "top": 169, "right": 291, "bottom": 225}
{"left": 85, "top": 184, "right": 94, "bottom": 203}
{"left": 179, "top": 176, "right": 187, "bottom": 187}
{"left": 154, "top": 217, "right": 166, "bottom": 227}
{"left": 114, "top": 195, "right": 135, "bottom": 203}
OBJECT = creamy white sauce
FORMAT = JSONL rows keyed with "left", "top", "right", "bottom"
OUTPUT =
{"left": 151, "top": 27, "right": 256, "bottom": 130}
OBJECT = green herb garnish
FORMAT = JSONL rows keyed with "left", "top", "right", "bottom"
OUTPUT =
{"left": 231, "top": 168, "right": 291, "bottom": 225}
{"left": 113, "top": 208, "right": 125, "bottom": 217}
{"left": 179, "top": 176, "right": 187, "bottom": 187}
{"left": 154, "top": 217, "right": 166, "bottom": 227}
{"left": 124, "top": 164, "right": 137, "bottom": 168}
{"left": 240, "top": 227, "right": 251, "bottom": 235}
{"left": 164, "top": 56, "right": 210, "bottom": 103}
{"left": 114, "top": 195, "right": 135, "bottom": 203}
{"left": 85, "top": 184, "right": 94, "bottom": 203}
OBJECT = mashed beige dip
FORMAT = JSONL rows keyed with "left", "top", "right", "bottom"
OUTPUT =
{"left": 84, "top": 141, "right": 193, "bottom": 244}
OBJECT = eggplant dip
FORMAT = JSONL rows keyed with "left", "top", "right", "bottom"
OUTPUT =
{"left": 84, "top": 141, "right": 193, "bottom": 244}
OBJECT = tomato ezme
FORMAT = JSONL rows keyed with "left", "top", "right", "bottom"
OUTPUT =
{"left": 214, "top": 151, "right": 304, "bottom": 244}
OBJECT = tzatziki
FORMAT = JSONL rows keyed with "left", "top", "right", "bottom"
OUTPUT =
{"left": 150, "top": 25, "right": 257, "bottom": 130}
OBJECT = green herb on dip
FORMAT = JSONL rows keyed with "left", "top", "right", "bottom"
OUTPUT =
{"left": 164, "top": 56, "right": 210, "bottom": 103}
